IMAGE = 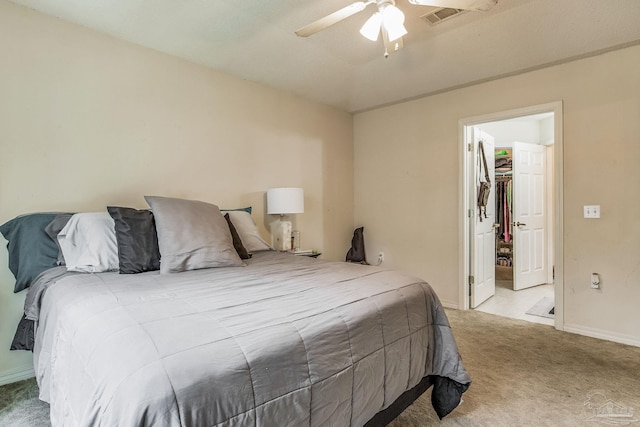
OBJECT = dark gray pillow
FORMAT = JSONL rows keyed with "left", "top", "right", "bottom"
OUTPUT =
{"left": 144, "top": 196, "right": 244, "bottom": 273}
{"left": 11, "top": 315, "right": 34, "bottom": 351}
{"left": 224, "top": 213, "right": 251, "bottom": 260}
{"left": 107, "top": 207, "right": 161, "bottom": 274}
{"left": 0, "top": 213, "right": 63, "bottom": 293}
{"left": 44, "top": 214, "right": 73, "bottom": 266}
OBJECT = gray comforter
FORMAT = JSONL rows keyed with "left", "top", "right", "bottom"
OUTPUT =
{"left": 28, "top": 251, "right": 470, "bottom": 426}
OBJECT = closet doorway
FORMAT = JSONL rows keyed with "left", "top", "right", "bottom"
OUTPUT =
{"left": 460, "top": 102, "right": 564, "bottom": 330}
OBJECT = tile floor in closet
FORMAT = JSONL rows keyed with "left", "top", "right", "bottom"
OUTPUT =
{"left": 475, "top": 279, "right": 555, "bottom": 326}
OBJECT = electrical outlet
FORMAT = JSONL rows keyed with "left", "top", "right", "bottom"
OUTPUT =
{"left": 591, "top": 273, "right": 600, "bottom": 289}
{"left": 378, "top": 252, "right": 384, "bottom": 264}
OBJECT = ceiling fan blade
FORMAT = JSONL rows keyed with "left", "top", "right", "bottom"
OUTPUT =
{"left": 407, "top": 0, "right": 497, "bottom": 11}
{"left": 295, "top": 2, "right": 369, "bottom": 37}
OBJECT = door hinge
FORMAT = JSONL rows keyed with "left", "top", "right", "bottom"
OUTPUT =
{"left": 469, "top": 275, "right": 474, "bottom": 285}
{"left": 467, "top": 143, "right": 473, "bottom": 152}
{"left": 468, "top": 209, "right": 473, "bottom": 218}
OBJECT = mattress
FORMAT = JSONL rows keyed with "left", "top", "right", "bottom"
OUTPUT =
{"left": 26, "top": 251, "right": 470, "bottom": 426}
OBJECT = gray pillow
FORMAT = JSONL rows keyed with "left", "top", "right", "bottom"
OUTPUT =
{"left": 144, "top": 196, "right": 243, "bottom": 273}
{"left": 44, "top": 214, "right": 73, "bottom": 266}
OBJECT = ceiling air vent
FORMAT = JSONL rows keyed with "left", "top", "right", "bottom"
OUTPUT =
{"left": 420, "top": 7, "right": 466, "bottom": 25}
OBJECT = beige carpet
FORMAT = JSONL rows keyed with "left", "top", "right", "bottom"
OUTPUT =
{"left": 390, "top": 309, "right": 640, "bottom": 426}
{"left": 1, "top": 309, "right": 639, "bottom": 426}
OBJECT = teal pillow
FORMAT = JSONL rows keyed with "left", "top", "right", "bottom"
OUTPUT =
{"left": 0, "top": 213, "right": 63, "bottom": 293}
{"left": 221, "top": 207, "right": 252, "bottom": 214}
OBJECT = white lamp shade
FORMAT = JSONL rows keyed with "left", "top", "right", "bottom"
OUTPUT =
{"left": 267, "top": 188, "right": 304, "bottom": 214}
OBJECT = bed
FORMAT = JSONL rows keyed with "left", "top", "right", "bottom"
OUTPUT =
{"left": 2, "top": 197, "right": 470, "bottom": 427}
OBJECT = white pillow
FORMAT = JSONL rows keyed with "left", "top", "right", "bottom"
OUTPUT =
{"left": 58, "top": 212, "right": 119, "bottom": 273}
{"left": 225, "top": 211, "right": 272, "bottom": 252}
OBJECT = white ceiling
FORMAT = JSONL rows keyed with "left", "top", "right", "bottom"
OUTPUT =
{"left": 9, "top": 0, "right": 640, "bottom": 112}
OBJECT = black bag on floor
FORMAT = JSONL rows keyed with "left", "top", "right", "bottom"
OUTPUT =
{"left": 346, "top": 227, "right": 368, "bottom": 264}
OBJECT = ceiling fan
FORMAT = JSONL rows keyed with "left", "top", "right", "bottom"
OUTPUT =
{"left": 295, "top": 0, "right": 498, "bottom": 57}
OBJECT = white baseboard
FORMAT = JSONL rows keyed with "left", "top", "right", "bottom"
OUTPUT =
{"left": 564, "top": 323, "right": 640, "bottom": 348}
{"left": 441, "top": 300, "right": 460, "bottom": 310}
{"left": 0, "top": 366, "right": 35, "bottom": 386}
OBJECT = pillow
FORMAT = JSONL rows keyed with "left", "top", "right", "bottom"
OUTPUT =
{"left": 107, "top": 207, "right": 161, "bottom": 274}
{"left": 224, "top": 213, "right": 251, "bottom": 260}
{"left": 224, "top": 210, "right": 272, "bottom": 253}
{"left": 58, "top": 212, "right": 119, "bottom": 273}
{"left": 0, "top": 213, "right": 63, "bottom": 293}
{"left": 221, "top": 207, "right": 252, "bottom": 215}
{"left": 44, "top": 214, "right": 73, "bottom": 266}
{"left": 144, "top": 196, "right": 243, "bottom": 273}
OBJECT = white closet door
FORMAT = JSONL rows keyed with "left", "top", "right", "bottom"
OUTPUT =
{"left": 513, "top": 141, "right": 548, "bottom": 290}
{"left": 470, "top": 128, "right": 496, "bottom": 308}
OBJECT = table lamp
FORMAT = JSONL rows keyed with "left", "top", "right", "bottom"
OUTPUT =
{"left": 267, "top": 187, "right": 304, "bottom": 251}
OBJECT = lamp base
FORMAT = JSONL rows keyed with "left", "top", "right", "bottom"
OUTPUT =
{"left": 270, "top": 220, "right": 292, "bottom": 252}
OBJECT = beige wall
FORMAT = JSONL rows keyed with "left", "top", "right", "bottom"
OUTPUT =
{"left": 0, "top": 1, "right": 353, "bottom": 381}
{"left": 355, "top": 45, "right": 640, "bottom": 345}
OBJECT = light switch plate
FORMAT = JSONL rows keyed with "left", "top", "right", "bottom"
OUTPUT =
{"left": 584, "top": 205, "right": 601, "bottom": 219}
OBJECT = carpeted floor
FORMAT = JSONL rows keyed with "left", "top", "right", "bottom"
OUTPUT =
{"left": 389, "top": 309, "right": 640, "bottom": 426}
{"left": 1, "top": 309, "right": 639, "bottom": 426}
{"left": 0, "top": 376, "right": 48, "bottom": 427}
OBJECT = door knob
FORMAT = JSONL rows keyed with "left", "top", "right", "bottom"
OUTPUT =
{"left": 512, "top": 221, "right": 526, "bottom": 227}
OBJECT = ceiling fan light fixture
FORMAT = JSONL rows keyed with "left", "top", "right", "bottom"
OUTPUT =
{"left": 381, "top": 4, "right": 407, "bottom": 42}
{"left": 385, "top": 22, "right": 407, "bottom": 42}
{"left": 359, "top": 12, "right": 382, "bottom": 41}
